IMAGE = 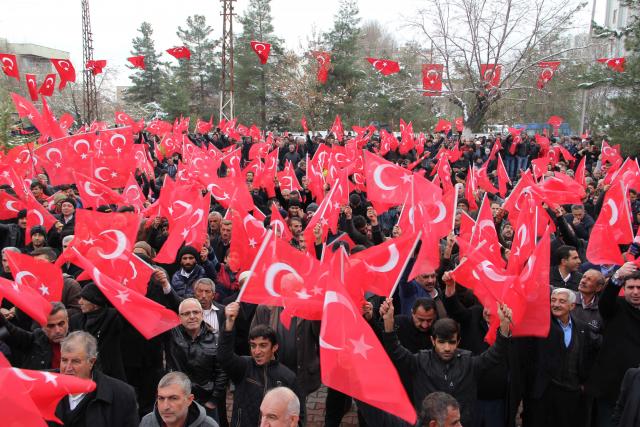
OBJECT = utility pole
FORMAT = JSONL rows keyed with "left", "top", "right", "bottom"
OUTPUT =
{"left": 219, "top": 0, "right": 236, "bottom": 121}
{"left": 81, "top": 0, "right": 99, "bottom": 123}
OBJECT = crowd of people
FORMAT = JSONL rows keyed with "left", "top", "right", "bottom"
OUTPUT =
{"left": 1, "top": 123, "right": 639, "bottom": 427}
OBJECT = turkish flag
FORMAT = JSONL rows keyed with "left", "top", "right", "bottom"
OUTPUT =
{"left": 239, "top": 230, "right": 326, "bottom": 320}
{"left": 597, "top": 57, "right": 625, "bottom": 72}
{"left": 366, "top": 57, "right": 400, "bottom": 75}
{"left": 5, "top": 142, "right": 37, "bottom": 180}
{"left": 601, "top": 140, "right": 623, "bottom": 167}
{"left": 378, "top": 129, "right": 398, "bottom": 155}
{"left": 195, "top": 116, "right": 213, "bottom": 134}
{"left": 5, "top": 251, "right": 64, "bottom": 302}
{"left": 23, "top": 193, "right": 58, "bottom": 244}
{"left": 536, "top": 61, "right": 561, "bottom": 89}
{"left": 599, "top": 182, "right": 634, "bottom": 244}
{"left": 128, "top": 55, "right": 145, "bottom": 69}
{"left": 270, "top": 203, "right": 294, "bottom": 242}
{"left": 398, "top": 119, "right": 415, "bottom": 155}
{"left": 0, "top": 276, "right": 52, "bottom": 326}
{"left": 476, "top": 161, "right": 499, "bottom": 194}
{"left": 470, "top": 195, "right": 505, "bottom": 268}
{"left": 0, "top": 191, "right": 24, "bottom": 220}
{"left": 422, "top": 63, "right": 443, "bottom": 95}
{"left": 531, "top": 155, "right": 551, "bottom": 181}
{"left": 312, "top": 51, "right": 331, "bottom": 83}
{"left": 496, "top": 154, "right": 510, "bottom": 196}
{"left": 121, "top": 173, "right": 147, "bottom": 212}
{"left": 250, "top": 41, "right": 271, "bottom": 64}
{"left": 507, "top": 227, "right": 551, "bottom": 338}
{"left": 0, "top": 53, "right": 19, "bottom": 80}
{"left": 50, "top": 58, "right": 76, "bottom": 90}
{"left": 227, "top": 208, "right": 266, "bottom": 273}
{"left": 507, "top": 195, "right": 538, "bottom": 274}
{"left": 69, "top": 251, "right": 180, "bottom": 339}
{"left": 301, "top": 116, "right": 309, "bottom": 133}
{"left": 320, "top": 277, "right": 416, "bottom": 424}
{"left": 587, "top": 223, "right": 625, "bottom": 265}
{"left": 302, "top": 180, "right": 344, "bottom": 250}
{"left": 610, "top": 158, "right": 640, "bottom": 191}
{"left": 277, "top": 164, "right": 302, "bottom": 193}
{"left": 331, "top": 115, "right": 344, "bottom": 141}
{"left": 547, "top": 116, "right": 564, "bottom": 136}
{"left": 115, "top": 111, "right": 143, "bottom": 133}
{"left": 434, "top": 119, "right": 452, "bottom": 133}
{"left": 454, "top": 117, "right": 464, "bottom": 132}
{"left": 480, "top": 64, "right": 502, "bottom": 88}
{"left": 38, "top": 73, "right": 56, "bottom": 97}
{"left": 86, "top": 59, "right": 107, "bottom": 75}
{"left": 0, "top": 353, "right": 96, "bottom": 425}
{"left": 167, "top": 46, "right": 191, "bottom": 60}
{"left": 350, "top": 232, "right": 422, "bottom": 296}
{"left": 74, "top": 172, "right": 126, "bottom": 209}
{"left": 25, "top": 74, "right": 39, "bottom": 101}
{"left": 364, "top": 151, "right": 413, "bottom": 205}
{"left": 537, "top": 172, "right": 585, "bottom": 206}
{"left": 69, "top": 209, "right": 141, "bottom": 262}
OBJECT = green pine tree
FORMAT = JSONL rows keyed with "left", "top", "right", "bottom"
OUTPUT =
{"left": 175, "top": 15, "right": 219, "bottom": 118}
{"left": 234, "top": 0, "right": 284, "bottom": 128}
{"left": 126, "top": 22, "right": 165, "bottom": 106}
{"left": 322, "top": 0, "right": 362, "bottom": 124}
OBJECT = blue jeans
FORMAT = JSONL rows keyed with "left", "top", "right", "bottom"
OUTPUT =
{"left": 516, "top": 155, "right": 528, "bottom": 172}
{"left": 504, "top": 155, "right": 517, "bottom": 180}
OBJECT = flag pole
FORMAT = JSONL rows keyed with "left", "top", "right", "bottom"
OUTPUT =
{"left": 236, "top": 229, "right": 273, "bottom": 302}
{"left": 452, "top": 183, "right": 461, "bottom": 231}
{"left": 388, "top": 231, "right": 422, "bottom": 298}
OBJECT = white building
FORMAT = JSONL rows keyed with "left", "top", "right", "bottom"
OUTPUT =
{"left": 603, "top": 0, "right": 636, "bottom": 57}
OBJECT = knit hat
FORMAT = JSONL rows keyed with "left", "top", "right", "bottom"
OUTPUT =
{"left": 306, "top": 203, "right": 319, "bottom": 214}
{"left": 17, "top": 209, "right": 27, "bottom": 219}
{"left": 177, "top": 245, "right": 199, "bottom": 262}
{"left": 80, "top": 283, "right": 108, "bottom": 307}
{"left": 30, "top": 225, "right": 46, "bottom": 236}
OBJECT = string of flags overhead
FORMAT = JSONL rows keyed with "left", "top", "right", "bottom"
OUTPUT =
{"left": 0, "top": 44, "right": 628, "bottom": 102}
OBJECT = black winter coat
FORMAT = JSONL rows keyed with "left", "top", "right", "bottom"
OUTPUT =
{"left": 165, "top": 323, "right": 228, "bottom": 404}
{"left": 219, "top": 330, "right": 303, "bottom": 427}
{"left": 382, "top": 329, "right": 509, "bottom": 427}
{"left": 49, "top": 369, "right": 138, "bottom": 427}
{"left": 1, "top": 318, "right": 55, "bottom": 370}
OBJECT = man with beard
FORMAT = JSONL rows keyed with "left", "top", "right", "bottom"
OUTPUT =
{"left": 171, "top": 245, "right": 218, "bottom": 298}
{"left": 399, "top": 271, "right": 448, "bottom": 318}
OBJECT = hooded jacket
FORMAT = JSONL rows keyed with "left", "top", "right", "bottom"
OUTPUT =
{"left": 139, "top": 401, "right": 219, "bottom": 427}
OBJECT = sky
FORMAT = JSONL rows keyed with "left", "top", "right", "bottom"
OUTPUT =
{"left": 0, "top": 0, "right": 603, "bottom": 86}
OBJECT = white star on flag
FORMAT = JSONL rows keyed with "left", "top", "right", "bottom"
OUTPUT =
{"left": 295, "top": 288, "right": 311, "bottom": 299}
{"left": 248, "top": 238, "right": 257, "bottom": 248}
{"left": 82, "top": 237, "right": 96, "bottom": 245}
{"left": 312, "top": 285, "right": 323, "bottom": 296}
{"left": 115, "top": 289, "right": 130, "bottom": 305}
{"left": 39, "top": 284, "right": 49, "bottom": 296}
{"left": 43, "top": 371, "right": 58, "bottom": 387}
{"left": 349, "top": 334, "right": 373, "bottom": 358}
{"left": 400, "top": 174, "right": 412, "bottom": 184}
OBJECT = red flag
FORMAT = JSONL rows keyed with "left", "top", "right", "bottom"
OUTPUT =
{"left": 434, "top": 119, "right": 452, "bottom": 133}
{"left": 6, "top": 251, "right": 64, "bottom": 302}
{"left": 50, "top": 58, "right": 76, "bottom": 90}
{"left": 537, "top": 172, "right": 586, "bottom": 206}
{"left": 0, "top": 276, "right": 52, "bottom": 326}
{"left": 547, "top": 116, "right": 563, "bottom": 136}
{"left": 597, "top": 57, "right": 625, "bottom": 72}
{"left": 476, "top": 162, "right": 499, "bottom": 194}
{"left": 69, "top": 209, "right": 141, "bottom": 261}
{"left": 250, "top": 41, "right": 271, "bottom": 64}
{"left": 301, "top": 116, "right": 309, "bottom": 133}
{"left": 536, "top": 61, "right": 560, "bottom": 89}
{"left": 422, "top": 63, "right": 443, "bottom": 95}
{"left": 599, "top": 182, "right": 634, "bottom": 244}
{"left": 128, "top": 55, "right": 145, "bottom": 69}
{"left": 363, "top": 151, "right": 413, "bottom": 204}
{"left": 331, "top": 115, "right": 344, "bottom": 141}
{"left": 507, "top": 195, "right": 538, "bottom": 274}
{"left": 454, "top": 117, "right": 464, "bottom": 132}
{"left": 488, "top": 138, "right": 502, "bottom": 161}
{"left": 465, "top": 166, "right": 479, "bottom": 211}
{"left": 166, "top": 46, "right": 191, "bottom": 60}
{"left": 86, "top": 59, "right": 107, "bottom": 75}
{"left": 39, "top": 73, "right": 56, "bottom": 97}
{"left": 350, "top": 232, "right": 422, "bottom": 296}
{"left": 69, "top": 251, "right": 180, "bottom": 339}
{"left": 74, "top": 172, "right": 126, "bottom": 209}
{"left": 508, "top": 227, "right": 551, "bottom": 337}
{"left": 366, "top": 57, "right": 400, "bottom": 75}
{"left": 0, "top": 191, "right": 24, "bottom": 220}
{"left": 154, "top": 194, "right": 210, "bottom": 263}
{"left": 277, "top": 164, "right": 302, "bottom": 193}
{"left": 122, "top": 173, "right": 147, "bottom": 212}
{"left": 195, "top": 116, "right": 214, "bottom": 134}
{"left": 23, "top": 193, "right": 58, "bottom": 243}
{"left": 587, "top": 223, "right": 625, "bottom": 265}
{"left": 25, "top": 74, "right": 39, "bottom": 101}
{"left": 320, "top": 277, "right": 417, "bottom": 424}
{"left": 496, "top": 154, "right": 510, "bottom": 197}
{"left": 480, "top": 64, "right": 502, "bottom": 88}
{"left": 270, "top": 203, "right": 294, "bottom": 242}
{"left": 0, "top": 353, "right": 96, "bottom": 425}
{"left": 302, "top": 181, "right": 343, "bottom": 250}
{"left": 601, "top": 140, "right": 623, "bottom": 166}
{"left": 0, "top": 53, "right": 19, "bottom": 80}
{"left": 312, "top": 51, "right": 331, "bottom": 83}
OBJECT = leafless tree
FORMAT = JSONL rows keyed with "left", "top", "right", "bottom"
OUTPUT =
{"left": 408, "top": 0, "right": 588, "bottom": 131}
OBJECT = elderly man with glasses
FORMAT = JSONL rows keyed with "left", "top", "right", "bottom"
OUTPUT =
{"left": 164, "top": 298, "right": 228, "bottom": 424}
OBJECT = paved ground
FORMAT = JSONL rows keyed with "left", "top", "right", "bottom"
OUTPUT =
{"left": 227, "top": 385, "right": 359, "bottom": 426}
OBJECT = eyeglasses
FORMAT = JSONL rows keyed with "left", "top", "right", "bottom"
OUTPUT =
{"left": 179, "top": 310, "right": 202, "bottom": 317}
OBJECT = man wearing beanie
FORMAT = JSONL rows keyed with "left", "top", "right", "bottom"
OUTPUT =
{"left": 170, "top": 245, "right": 218, "bottom": 298}
{"left": 24, "top": 225, "right": 47, "bottom": 253}
{"left": 69, "top": 283, "right": 127, "bottom": 381}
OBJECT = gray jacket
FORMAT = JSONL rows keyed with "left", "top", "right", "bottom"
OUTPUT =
{"left": 139, "top": 401, "right": 218, "bottom": 427}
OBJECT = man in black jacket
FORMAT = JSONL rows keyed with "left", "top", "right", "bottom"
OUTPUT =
{"left": 165, "top": 298, "right": 228, "bottom": 424}
{"left": 522, "top": 288, "right": 599, "bottom": 427}
{"left": 380, "top": 297, "right": 512, "bottom": 427}
{"left": 586, "top": 262, "right": 640, "bottom": 427}
{"left": 49, "top": 331, "right": 138, "bottom": 427}
{"left": 220, "top": 301, "right": 303, "bottom": 427}
{"left": 0, "top": 301, "right": 68, "bottom": 370}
